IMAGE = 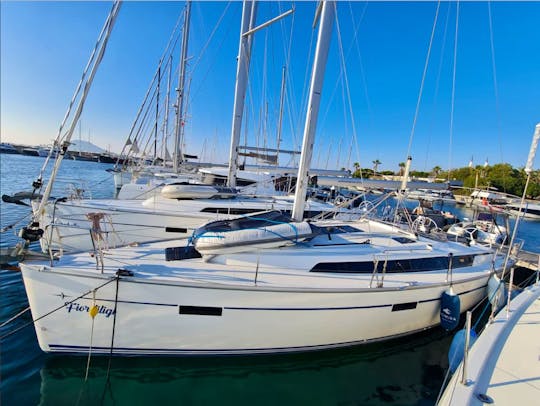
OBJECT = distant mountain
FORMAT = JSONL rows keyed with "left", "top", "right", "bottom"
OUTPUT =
{"left": 68, "top": 140, "right": 107, "bottom": 154}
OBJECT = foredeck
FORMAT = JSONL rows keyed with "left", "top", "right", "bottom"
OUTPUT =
{"left": 484, "top": 284, "right": 540, "bottom": 404}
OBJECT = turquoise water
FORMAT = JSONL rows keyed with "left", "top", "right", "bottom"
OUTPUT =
{"left": 1, "top": 154, "right": 538, "bottom": 405}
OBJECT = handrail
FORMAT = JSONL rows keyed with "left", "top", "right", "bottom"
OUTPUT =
{"left": 460, "top": 310, "right": 472, "bottom": 385}
{"left": 369, "top": 255, "right": 388, "bottom": 288}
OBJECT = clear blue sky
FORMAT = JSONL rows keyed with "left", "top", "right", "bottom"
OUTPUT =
{"left": 1, "top": 1, "right": 539, "bottom": 173}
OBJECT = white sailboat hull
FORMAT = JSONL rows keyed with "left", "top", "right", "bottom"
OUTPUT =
{"left": 21, "top": 261, "right": 492, "bottom": 356}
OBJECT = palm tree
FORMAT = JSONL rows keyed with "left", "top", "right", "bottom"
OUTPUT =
{"left": 372, "top": 159, "right": 382, "bottom": 174}
{"left": 398, "top": 162, "right": 406, "bottom": 176}
{"left": 432, "top": 166, "right": 442, "bottom": 177}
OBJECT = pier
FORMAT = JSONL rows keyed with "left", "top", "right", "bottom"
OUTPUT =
{"left": 515, "top": 249, "right": 540, "bottom": 272}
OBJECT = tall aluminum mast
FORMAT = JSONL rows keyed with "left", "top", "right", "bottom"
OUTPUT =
{"left": 292, "top": 1, "right": 335, "bottom": 222}
{"left": 173, "top": 1, "right": 192, "bottom": 172}
{"left": 227, "top": 0, "right": 258, "bottom": 187}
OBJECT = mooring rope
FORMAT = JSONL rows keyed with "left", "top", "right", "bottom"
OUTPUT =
{"left": 98, "top": 275, "right": 121, "bottom": 406}
{"left": 0, "top": 277, "right": 117, "bottom": 340}
{"left": 0, "top": 306, "right": 31, "bottom": 328}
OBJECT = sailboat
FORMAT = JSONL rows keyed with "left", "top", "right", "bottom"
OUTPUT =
{"left": 19, "top": 1, "right": 514, "bottom": 356}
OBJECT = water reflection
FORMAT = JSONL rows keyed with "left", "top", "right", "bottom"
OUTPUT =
{"left": 38, "top": 328, "right": 452, "bottom": 406}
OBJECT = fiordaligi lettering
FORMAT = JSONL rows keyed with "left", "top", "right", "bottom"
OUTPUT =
{"left": 65, "top": 302, "right": 115, "bottom": 317}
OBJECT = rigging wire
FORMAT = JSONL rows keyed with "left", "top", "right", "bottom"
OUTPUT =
{"left": 277, "top": 2, "right": 295, "bottom": 165}
{"left": 334, "top": 7, "right": 362, "bottom": 180}
{"left": 487, "top": 1, "right": 507, "bottom": 191}
{"left": 0, "top": 277, "right": 117, "bottom": 340}
{"left": 126, "top": 46, "right": 182, "bottom": 164}
{"left": 191, "top": 2, "right": 233, "bottom": 74}
{"left": 316, "top": 2, "right": 368, "bottom": 173}
{"left": 406, "top": 1, "right": 441, "bottom": 159}
{"left": 117, "top": 6, "right": 185, "bottom": 167}
{"left": 35, "top": 0, "right": 121, "bottom": 222}
{"left": 297, "top": 9, "right": 316, "bottom": 151}
{"left": 34, "top": 1, "right": 121, "bottom": 191}
{"left": 448, "top": 1, "right": 460, "bottom": 180}
{"left": 318, "top": 1, "right": 368, "bottom": 173}
{"left": 189, "top": 0, "right": 236, "bottom": 117}
{"left": 284, "top": 8, "right": 301, "bottom": 167}
{"left": 347, "top": 1, "right": 370, "bottom": 171}
{"left": 487, "top": 1, "right": 502, "bottom": 162}
{"left": 423, "top": 1, "right": 451, "bottom": 173}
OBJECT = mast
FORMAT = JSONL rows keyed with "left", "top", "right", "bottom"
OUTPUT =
{"left": 162, "top": 55, "right": 173, "bottom": 161}
{"left": 227, "top": 0, "right": 258, "bottom": 187}
{"left": 276, "top": 65, "right": 286, "bottom": 158}
{"left": 78, "top": 120, "right": 82, "bottom": 156}
{"left": 399, "top": 155, "right": 412, "bottom": 193}
{"left": 173, "top": 1, "right": 192, "bottom": 173}
{"left": 154, "top": 66, "right": 161, "bottom": 161}
{"left": 291, "top": 1, "right": 335, "bottom": 222}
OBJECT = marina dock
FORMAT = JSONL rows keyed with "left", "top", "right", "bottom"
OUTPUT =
{"left": 515, "top": 249, "right": 540, "bottom": 271}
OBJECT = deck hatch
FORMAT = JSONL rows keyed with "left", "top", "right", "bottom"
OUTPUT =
{"left": 165, "top": 246, "right": 202, "bottom": 261}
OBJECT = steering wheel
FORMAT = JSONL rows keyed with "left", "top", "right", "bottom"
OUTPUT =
{"left": 412, "top": 216, "right": 441, "bottom": 233}
{"left": 357, "top": 200, "right": 375, "bottom": 214}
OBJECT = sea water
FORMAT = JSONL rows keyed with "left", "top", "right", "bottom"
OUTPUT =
{"left": 1, "top": 154, "right": 538, "bottom": 405}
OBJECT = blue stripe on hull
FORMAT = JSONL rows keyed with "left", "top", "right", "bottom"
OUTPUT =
{"left": 77, "top": 285, "right": 486, "bottom": 311}
{"left": 47, "top": 323, "right": 440, "bottom": 356}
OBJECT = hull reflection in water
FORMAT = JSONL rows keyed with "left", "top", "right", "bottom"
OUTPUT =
{"left": 39, "top": 329, "right": 452, "bottom": 405}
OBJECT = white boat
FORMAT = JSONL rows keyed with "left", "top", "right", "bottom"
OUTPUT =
{"left": 437, "top": 281, "right": 540, "bottom": 405}
{"left": 505, "top": 201, "right": 540, "bottom": 220}
{"left": 0, "top": 142, "right": 19, "bottom": 154}
{"left": 37, "top": 146, "right": 61, "bottom": 158}
{"left": 439, "top": 123, "right": 540, "bottom": 404}
{"left": 160, "top": 183, "right": 238, "bottom": 200}
{"left": 447, "top": 212, "right": 508, "bottom": 246}
{"left": 466, "top": 190, "right": 511, "bottom": 208}
{"left": 113, "top": 167, "right": 272, "bottom": 200}
{"left": 20, "top": 215, "right": 509, "bottom": 355}
{"left": 114, "top": 170, "right": 201, "bottom": 200}
{"left": 405, "top": 188, "right": 456, "bottom": 204}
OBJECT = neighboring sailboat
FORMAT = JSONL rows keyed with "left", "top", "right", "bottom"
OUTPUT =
{"left": 19, "top": 1, "right": 515, "bottom": 356}
{"left": 437, "top": 281, "right": 540, "bottom": 406}
{"left": 446, "top": 211, "right": 509, "bottom": 246}
{"left": 504, "top": 201, "right": 540, "bottom": 220}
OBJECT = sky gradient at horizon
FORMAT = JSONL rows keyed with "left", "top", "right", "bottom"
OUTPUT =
{"left": 1, "top": 1, "right": 539, "bottom": 173}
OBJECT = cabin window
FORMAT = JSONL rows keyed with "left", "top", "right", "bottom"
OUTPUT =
{"left": 392, "top": 237, "right": 416, "bottom": 244}
{"left": 310, "top": 254, "right": 478, "bottom": 273}
{"left": 200, "top": 208, "right": 263, "bottom": 215}
{"left": 322, "top": 225, "right": 362, "bottom": 234}
{"left": 199, "top": 207, "right": 323, "bottom": 218}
